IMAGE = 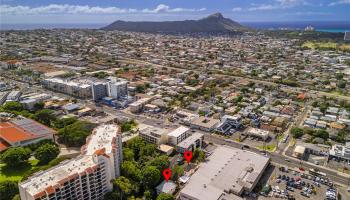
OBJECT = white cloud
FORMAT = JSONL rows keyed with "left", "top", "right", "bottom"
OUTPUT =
{"left": 248, "top": 0, "right": 308, "bottom": 11}
{"left": 232, "top": 7, "right": 243, "bottom": 12}
{"left": 294, "top": 11, "right": 331, "bottom": 15}
{"left": 0, "top": 4, "right": 206, "bottom": 15}
{"left": 142, "top": 4, "right": 206, "bottom": 13}
{"left": 328, "top": 0, "right": 350, "bottom": 6}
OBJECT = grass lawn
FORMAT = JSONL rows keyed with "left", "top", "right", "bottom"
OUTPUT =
{"left": 0, "top": 159, "right": 39, "bottom": 183}
{"left": 256, "top": 144, "right": 277, "bottom": 152}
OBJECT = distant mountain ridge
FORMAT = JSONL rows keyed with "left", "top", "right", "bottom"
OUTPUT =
{"left": 102, "top": 13, "right": 246, "bottom": 33}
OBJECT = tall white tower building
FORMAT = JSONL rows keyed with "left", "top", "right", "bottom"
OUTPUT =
{"left": 19, "top": 124, "right": 122, "bottom": 200}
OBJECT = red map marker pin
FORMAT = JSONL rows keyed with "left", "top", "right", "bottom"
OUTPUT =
{"left": 184, "top": 151, "right": 193, "bottom": 163}
{"left": 163, "top": 169, "right": 171, "bottom": 182}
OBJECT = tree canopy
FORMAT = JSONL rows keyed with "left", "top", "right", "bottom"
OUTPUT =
{"left": 0, "top": 181, "right": 19, "bottom": 200}
{"left": 0, "top": 147, "right": 31, "bottom": 167}
{"left": 57, "top": 121, "right": 96, "bottom": 147}
{"left": 34, "top": 143, "right": 60, "bottom": 164}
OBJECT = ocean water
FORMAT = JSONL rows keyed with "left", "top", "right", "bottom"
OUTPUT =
{"left": 241, "top": 21, "right": 350, "bottom": 33}
{"left": 1, "top": 22, "right": 349, "bottom": 33}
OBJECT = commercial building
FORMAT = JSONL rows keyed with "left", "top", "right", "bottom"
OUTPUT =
{"left": 179, "top": 146, "right": 270, "bottom": 200}
{"left": 216, "top": 115, "right": 242, "bottom": 134}
{"left": 6, "top": 90, "right": 22, "bottom": 102}
{"left": 0, "top": 91, "right": 9, "bottom": 105}
{"left": 329, "top": 142, "right": 350, "bottom": 161}
{"left": 0, "top": 117, "right": 56, "bottom": 152}
{"left": 189, "top": 116, "right": 220, "bottom": 132}
{"left": 168, "top": 126, "right": 191, "bottom": 146}
{"left": 42, "top": 78, "right": 92, "bottom": 99}
{"left": 19, "top": 124, "right": 123, "bottom": 200}
{"left": 139, "top": 125, "right": 168, "bottom": 145}
{"left": 91, "top": 82, "right": 108, "bottom": 101}
{"left": 20, "top": 93, "right": 51, "bottom": 111}
{"left": 176, "top": 132, "right": 203, "bottom": 153}
{"left": 129, "top": 97, "right": 152, "bottom": 113}
{"left": 245, "top": 127, "right": 270, "bottom": 141}
{"left": 345, "top": 32, "right": 350, "bottom": 41}
{"left": 107, "top": 79, "right": 128, "bottom": 99}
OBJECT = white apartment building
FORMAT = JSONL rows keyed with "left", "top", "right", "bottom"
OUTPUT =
{"left": 19, "top": 124, "right": 123, "bottom": 200}
{"left": 107, "top": 80, "right": 128, "bottom": 99}
{"left": 168, "top": 126, "right": 191, "bottom": 146}
{"left": 42, "top": 78, "right": 92, "bottom": 99}
{"left": 139, "top": 126, "right": 168, "bottom": 145}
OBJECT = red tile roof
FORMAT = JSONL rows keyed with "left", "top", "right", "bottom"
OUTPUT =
{"left": 0, "top": 122, "right": 38, "bottom": 144}
{"left": 0, "top": 140, "right": 10, "bottom": 152}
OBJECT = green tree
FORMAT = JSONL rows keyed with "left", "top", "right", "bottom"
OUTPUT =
{"left": 123, "top": 148, "right": 135, "bottom": 161}
{"left": 126, "top": 137, "right": 145, "bottom": 160}
{"left": 1, "top": 101, "right": 23, "bottom": 112}
{"left": 335, "top": 130, "right": 347, "bottom": 143}
{"left": 291, "top": 127, "right": 304, "bottom": 138}
{"left": 314, "top": 129, "right": 329, "bottom": 140}
{"left": 11, "top": 194, "right": 21, "bottom": 200}
{"left": 136, "top": 85, "right": 146, "bottom": 93}
{"left": 143, "top": 190, "right": 153, "bottom": 200}
{"left": 34, "top": 143, "right": 60, "bottom": 164}
{"left": 139, "top": 144, "right": 157, "bottom": 159}
{"left": 147, "top": 155, "right": 169, "bottom": 172}
{"left": 172, "top": 165, "right": 184, "bottom": 181}
{"left": 121, "top": 161, "right": 142, "bottom": 181}
{"left": 0, "top": 181, "right": 19, "bottom": 200}
{"left": 104, "top": 191, "right": 120, "bottom": 200}
{"left": 33, "top": 102, "right": 45, "bottom": 111}
{"left": 0, "top": 147, "right": 31, "bottom": 167}
{"left": 142, "top": 166, "right": 160, "bottom": 188}
{"left": 58, "top": 121, "right": 96, "bottom": 147}
{"left": 53, "top": 117, "right": 77, "bottom": 129}
{"left": 115, "top": 176, "right": 133, "bottom": 198}
{"left": 156, "top": 193, "right": 174, "bottom": 200}
{"left": 338, "top": 81, "right": 346, "bottom": 89}
{"left": 192, "top": 149, "right": 205, "bottom": 163}
{"left": 32, "top": 109, "right": 56, "bottom": 126}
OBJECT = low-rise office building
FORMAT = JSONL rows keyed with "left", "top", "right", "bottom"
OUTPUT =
{"left": 139, "top": 125, "right": 168, "bottom": 145}
{"left": 179, "top": 146, "right": 270, "bottom": 200}
{"left": 6, "top": 90, "right": 22, "bottom": 102}
{"left": 0, "top": 91, "right": 9, "bottom": 105}
{"left": 245, "top": 127, "right": 270, "bottom": 141}
{"left": 190, "top": 116, "right": 220, "bottom": 132}
{"left": 329, "top": 143, "right": 350, "bottom": 161}
{"left": 19, "top": 124, "right": 123, "bottom": 200}
{"left": 176, "top": 132, "right": 203, "bottom": 153}
{"left": 168, "top": 126, "right": 191, "bottom": 146}
{"left": 129, "top": 97, "right": 152, "bottom": 113}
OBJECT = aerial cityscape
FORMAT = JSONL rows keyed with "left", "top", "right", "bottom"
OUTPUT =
{"left": 0, "top": 1, "right": 350, "bottom": 200}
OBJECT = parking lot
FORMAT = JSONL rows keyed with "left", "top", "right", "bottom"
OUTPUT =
{"left": 259, "top": 165, "right": 337, "bottom": 200}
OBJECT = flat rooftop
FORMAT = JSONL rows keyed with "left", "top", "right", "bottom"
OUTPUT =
{"left": 168, "top": 126, "right": 189, "bottom": 138}
{"left": 177, "top": 132, "right": 203, "bottom": 149}
{"left": 20, "top": 155, "right": 96, "bottom": 197}
{"left": 83, "top": 124, "right": 119, "bottom": 155}
{"left": 190, "top": 116, "right": 220, "bottom": 129}
{"left": 180, "top": 146, "right": 270, "bottom": 200}
{"left": 140, "top": 126, "right": 167, "bottom": 138}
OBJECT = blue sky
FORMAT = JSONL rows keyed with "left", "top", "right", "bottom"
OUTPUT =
{"left": 1, "top": 0, "right": 350, "bottom": 24}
